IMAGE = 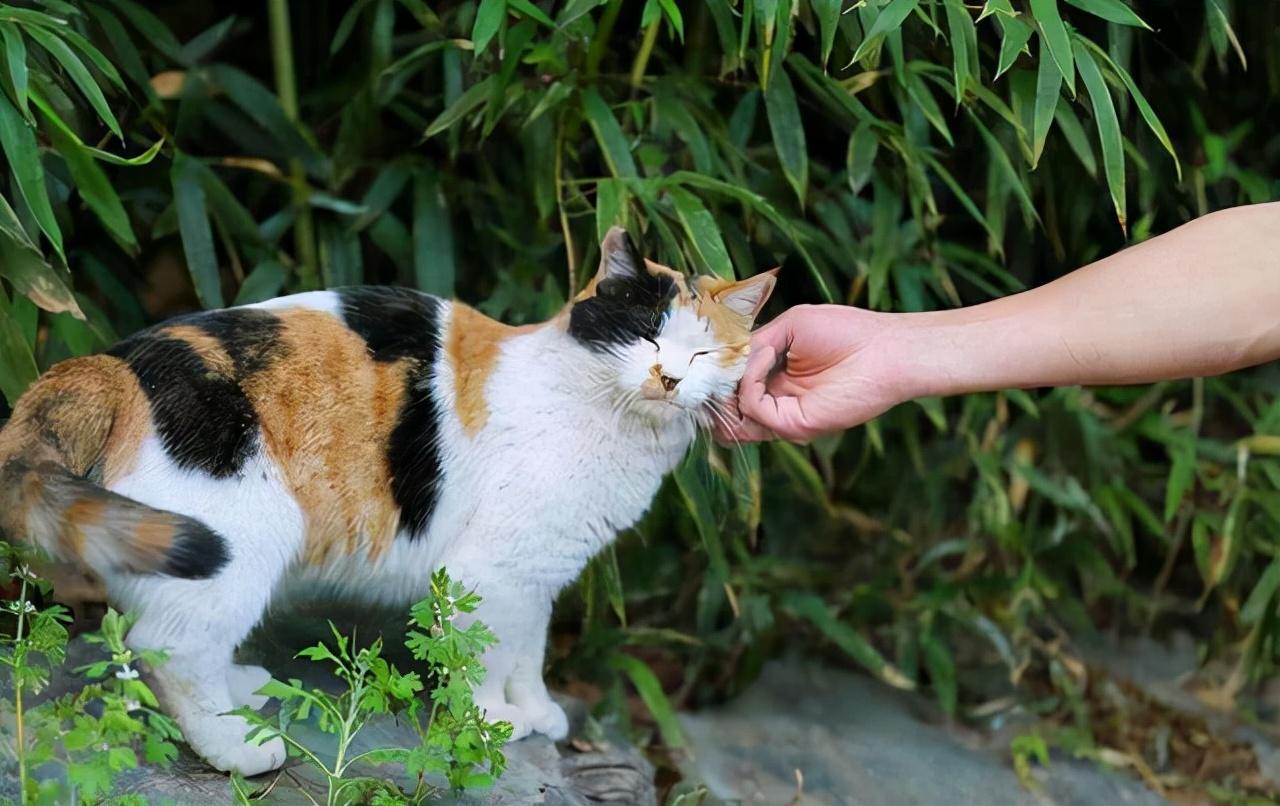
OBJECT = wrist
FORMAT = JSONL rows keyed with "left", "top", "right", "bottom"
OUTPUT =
{"left": 882, "top": 305, "right": 1018, "bottom": 401}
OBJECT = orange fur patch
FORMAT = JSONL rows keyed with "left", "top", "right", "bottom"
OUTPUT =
{"left": 241, "top": 309, "right": 406, "bottom": 564}
{"left": 692, "top": 276, "right": 754, "bottom": 365}
{"left": 161, "top": 324, "right": 236, "bottom": 376}
{"left": 447, "top": 304, "right": 537, "bottom": 436}
{"left": 133, "top": 517, "right": 174, "bottom": 554}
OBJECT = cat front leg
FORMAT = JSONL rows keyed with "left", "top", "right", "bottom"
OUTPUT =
{"left": 441, "top": 561, "right": 566, "bottom": 741}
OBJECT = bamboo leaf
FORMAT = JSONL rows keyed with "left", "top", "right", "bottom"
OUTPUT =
{"left": 23, "top": 25, "right": 123, "bottom": 139}
{"left": 668, "top": 186, "right": 734, "bottom": 279}
{"left": 595, "top": 178, "right": 627, "bottom": 243}
{"left": 41, "top": 108, "right": 137, "bottom": 253}
{"left": 472, "top": 0, "right": 505, "bottom": 56}
{"left": 0, "top": 91, "right": 62, "bottom": 256}
{"left": 0, "top": 302, "right": 38, "bottom": 405}
{"left": 906, "top": 71, "right": 953, "bottom": 146}
{"left": 1163, "top": 436, "right": 1195, "bottom": 522}
{"left": 1, "top": 23, "right": 30, "bottom": 119}
{"left": 846, "top": 121, "right": 878, "bottom": 194}
{"left": 1074, "top": 38, "right": 1126, "bottom": 231}
{"left": 507, "top": 0, "right": 555, "bottom": 27}
{"left": 995, "top": 15, "right": 1034, "bottom": 79}
{"left": 234, "top": 260, "right": 288, "bottom": 305}
{"left": 1204, "top": 0, "right": 1246, "bottom": 70}
{"left": 850, "top": 0, "right": 918, "bottom": 65}
{"left": 942, "top": 0, "right": 977, "bottom": 106}
{"left": 412, "top": 169, "right": 456, "bottom": 297}
{"left": 1031, "top": 38, "right": 1062, "bottom": 168}
{"left": 1079, "top": 38, "right": 1182, "bottom": 180}
{"left": 764, "top": 67, "right": 808, "bottom": 204}
{"left": 1241, "top": 560, "right": 1280, "bottom": 625}
{"left": 1029, "top": 0, "right": 1074, "bottom": 96}
{"left": 920, "top": 634, "right": 958, "bottom": 715}
{"left": 609, "top": 654, "right": 685, "bottom": 747}
{"left": 170, "top": 152, "right": 224, "bottom": 309}
{"left": 674, "top": 443, "right": 729, "bottom": 583}
{"left": 424, "top": 75, "right": 494, "bottom": 138}
{"left": 581, "top": 87, "right": 637, "bottom": 177}
{"left": 812, "top": 0, "right": 841, "bottom": 68}
{"left": 0, "top": 200, "right": 82, "bottom": 318}
{"left": 1064, "top": 0, "right": 1150, "bottom": 29}
{"left": 783, "top": 593, "right": 915, "bottom": 689}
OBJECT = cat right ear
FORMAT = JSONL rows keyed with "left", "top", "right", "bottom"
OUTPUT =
{"left": 596, "top": 226, "right": 643, "bottom": 284}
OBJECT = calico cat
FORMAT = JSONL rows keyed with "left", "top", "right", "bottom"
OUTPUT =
{"left": 0, "top": 227, "right": 776, "bottom": 775}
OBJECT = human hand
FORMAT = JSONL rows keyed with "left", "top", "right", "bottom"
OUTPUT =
{"left": 717, "top": 305, "right": 912, "bottom": 443}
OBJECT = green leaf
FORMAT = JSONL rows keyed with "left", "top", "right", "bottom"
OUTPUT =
{"left": 1080, "top": 39, "right": 1181, "bottom": 180}
{"left": 507, "top": 0, "right": 555, "bottom": 27}
{"left": 846, "top": 121, "right": 878, "bottom": 194}
{"left": 581, "top": 88, "right": 637, "bottom": 178}
{"left": 668, "top": 187, "right": 733, "bottom": 279}
{"left": 850, "top": 0, "right": 918, "bottom": 65}
{"left": 425, "top": 75, "right": 494, "bottom": 137}
{"left": 102, "top": 0, "right": 186, "bottom": 64}
{"left": 0, "top": 303, "right": 38, "bottom": 405}
{"left": 1241, "top": 560, "right": 1280, "bottom": 625}
{"left": 656, "top": 0, "right": 685, "bottom": 41}
{"left": 412, "top": 169, "right": 456, "bottom": 297}
{"left": 1073, "top": 38, "right": 1125, "bottom": 231}
{"left": 942, "top": 0, "right": 977, "bottom": 105}
{"left": 1031, "top": 38, "right": 1062, "bottom": 168}
{"left": 995, "top": 15, "right": 1034, "bottom": 79}
{"left": 1063, "top": 0, "right": 1150, "bottom": 28}
{"left": 1204, "top": 0, "right": 1246, "bottom": 70}
{"left": 764, "top": 67, "right": 807, "bottom": 204}
{"left": 1053, "top": 101, "right": 1097, "bottom": 176}
{"left": 920, "top": 634, "right": 957, "bottom": 715}
{"left": 170, "top": 152, "right": 224, "bottom": 309}
{"left": 609, "top": 654, "right": 685, "bottom": 747}
{"left": 233, "top": 260, "right": 288, "bottom": 305}
{"left": 40, "top": 108, "right": 137, "bottom": 253}
{"left": 783, "top": 593, "right": 914, "bottom": 689}
{"left": 674, "top": 443, "right": 729, "bottom": 583}
{"left": 23, "top": 25, "right": 122, "bottom": 139}
{"left": 1, "top": 24, "right": 30, "bottom": 119}
{"left": 1029, "top": 0, "right": 1074, "bottom": 96}
{"left": 978, "top": 0, "right": 1018, "bottom": 22}
{"left": 812, "top": 0, "right": 841, "bottom": 67}
{"left": 968, "top": 111, "right": 1040, "bottom": 225}
{"left": 906, "top": 71, "right": 953, "bottom": 146}
{"left": 595, "top": 178, "right": 627, "bottom": 243}
{"left": 472, "top": 0, "right": 505, "bottom": 56}
{"left": 1163, "top": 436, "right": 1195, "bottom": 522}
{"left": 0, "top": 91, "right": 61, "bottom": 255}
{"left": 0, "top": 195, "right": 81, "bottom": 317}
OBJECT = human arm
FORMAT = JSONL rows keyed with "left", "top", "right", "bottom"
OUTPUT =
{"left": 727, "top": 201, "right": 1280, "bottom": 442}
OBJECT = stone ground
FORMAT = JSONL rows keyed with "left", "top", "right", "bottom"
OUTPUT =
{"left": 4, "top": 613, "right": 1276, "bottom": 805}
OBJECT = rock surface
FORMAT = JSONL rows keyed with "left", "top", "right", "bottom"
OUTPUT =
{"left": 677, "top": 662, "right": 1168, "bottom": 806}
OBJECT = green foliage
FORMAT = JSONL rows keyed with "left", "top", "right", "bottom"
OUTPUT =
{"left": 1, "top": 545, "right": 179, "bottom": 806}
{"left": 237, "top": 568, "right": 511, "bottom": 804}
{"left": 0, "top": 0, "right": 1277, "bottom": 795}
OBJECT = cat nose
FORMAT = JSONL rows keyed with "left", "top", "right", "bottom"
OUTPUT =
{"left": 651, "top": 364, "right": 681, "bottom": 392}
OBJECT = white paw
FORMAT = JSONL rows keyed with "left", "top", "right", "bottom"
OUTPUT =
{"left": 226, "top": 664, "right": 272, "bottom": 710}
{"left": 527, "top": 699, "right": 569, "bottom": 740}
{"left": 477, "top": 700, "right": 531, "bottom": 742}
{"left": 186, "top": 713, "right": 286, "bottom": 776}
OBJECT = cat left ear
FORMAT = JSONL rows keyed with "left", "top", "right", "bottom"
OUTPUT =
{"left": 596, "top": 226, "right": 643, "bottom": 283}
{"left": 712, "top": 269, "right": 779, "bottom": 322}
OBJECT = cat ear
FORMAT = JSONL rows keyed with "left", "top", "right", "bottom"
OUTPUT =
{"left": 712, "top": 269, "right": 778, "bottom": 322}
{"left": 596, "top": 226, "right": 643, "bottom": 283}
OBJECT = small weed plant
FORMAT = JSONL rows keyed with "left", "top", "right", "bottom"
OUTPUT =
{"left": 1, "top": 545, "right": 180, "bottom": 806}
{"left": 235, "top": 568, "right": 512, "bottom": 805}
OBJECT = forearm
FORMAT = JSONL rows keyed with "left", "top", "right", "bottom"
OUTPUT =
{"left": 895, "top": 202, "right": 1280, "bottom": 398}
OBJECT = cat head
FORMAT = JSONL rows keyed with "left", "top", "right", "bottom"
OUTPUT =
{"left": 567, "top": 227, "right": 777, "bottom": 424}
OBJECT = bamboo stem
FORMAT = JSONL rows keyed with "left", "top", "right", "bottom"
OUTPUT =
{"left": 630, "top": 18, "right": 661, "bottom": 91}
{"left": 268, "top": 0, "right": 319, "bottom": 290}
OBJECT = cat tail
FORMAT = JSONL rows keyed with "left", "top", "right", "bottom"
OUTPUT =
{"left": 0, "top": 458, "right": 230, "bottom": 580}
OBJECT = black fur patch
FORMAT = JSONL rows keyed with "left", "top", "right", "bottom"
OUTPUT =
{"left": 108, "top": 332, "right": 259, "bottom": 478}
{"left": 165, "top": 516, "right": 231, "bottom": 579}
{"left": 569, "top": 237, "right": 677, "bottom": 351}
{"left": 194, "top": 308, "right": 287, "bottom": 377}
{"left": 337, "top": 287, "right": 445, "bottom": 538}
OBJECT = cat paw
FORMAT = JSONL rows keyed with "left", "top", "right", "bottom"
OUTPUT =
{"left": 477, "top": 701, "right": 531, "bottom": 742}
{"left": 227, "top": 664, "right": 272, "bottom": 710}
{"left": 186, "top": 714, "right": 286, "bottom": 776}
{"left": 527, "top": 699, "right": 569, "bottom": 740}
